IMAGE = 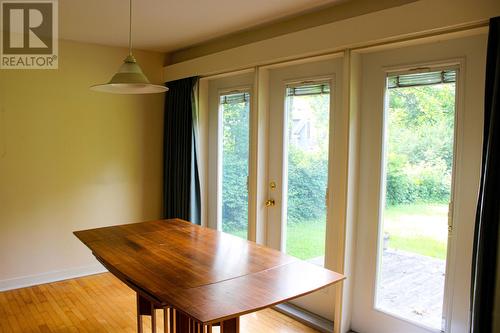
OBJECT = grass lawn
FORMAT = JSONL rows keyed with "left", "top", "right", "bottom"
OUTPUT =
{"left": 286, "top": 220, "right": 326, "bottom": 260}
{"left": 388, "top": 235, "right": 447, "bottom": 259}
{"left": 224, "top": 221, "right": 327, "bottom": 260}
{"left": 225, "top": 203, "right": 449, "bottom": 260}
{"left": 384, "top": 203, "right": 448, "bottom": 259}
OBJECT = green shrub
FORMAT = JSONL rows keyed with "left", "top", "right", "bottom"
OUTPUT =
{"left": 385, "top": 153, "right": 451, "bottom": 206}
{"left": 385, "top": 84, "right": 455, "bottom": 206}
{"left": 287, "top": 147, "right": 328, "bottom": 224}
{"left": 221, "top": 100, "right": 249, "bottom": 232}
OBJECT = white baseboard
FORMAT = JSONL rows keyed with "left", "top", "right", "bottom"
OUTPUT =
{"left": 0, "top": 263, "right": 108, "bottom": 292}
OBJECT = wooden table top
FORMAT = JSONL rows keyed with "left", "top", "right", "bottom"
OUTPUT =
{"left": 74, "top": 219, "right": 345, "bottom": 324}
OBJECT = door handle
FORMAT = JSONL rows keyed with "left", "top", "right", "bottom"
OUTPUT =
{"left": 265, "top": 199, "right": 276, "bottom": 207}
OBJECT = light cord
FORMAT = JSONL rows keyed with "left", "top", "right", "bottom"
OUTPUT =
{"left": 128, "top": 0, "right": 132, "bottom": 55}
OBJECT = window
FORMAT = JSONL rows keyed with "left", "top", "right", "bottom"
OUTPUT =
{"left": 219, "top": 91, "right": 251, "bottom": 238}
{"left": 283, "top": 82, "right": 330, "bottom": 265}
{"left": 375, "top": 69, "right": 457, "bottom": 330}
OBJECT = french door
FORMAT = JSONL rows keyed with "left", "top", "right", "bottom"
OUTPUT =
{"left": 265, "top": 56, "right": 343, "bottom": 319}
{"left": 351, "top": 34, "right": 486, "bottom": 333}
{"left": 205, "top": 34, "right": 486, "bottom": 331}
{"left": 206, "top": 58, "right": 344, "bottom": 319}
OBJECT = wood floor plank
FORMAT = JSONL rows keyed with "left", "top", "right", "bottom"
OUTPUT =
{"left": 0, "top": 273, "right": 319, "bottom": 332}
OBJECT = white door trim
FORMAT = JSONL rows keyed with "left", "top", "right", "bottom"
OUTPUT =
{"left": 351, "top": 34, "right": 486, "bottom": 333}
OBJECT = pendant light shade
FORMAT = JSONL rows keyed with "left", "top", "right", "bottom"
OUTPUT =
{"left": 91, "top": 55, "right": 168, "bottom": 94}
{"left": 90, "top": 0, "right": 168, "bottom": 94}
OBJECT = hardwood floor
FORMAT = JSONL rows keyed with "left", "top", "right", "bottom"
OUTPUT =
{"left": 0, "top": 273, "right": 320, "bottom": 332}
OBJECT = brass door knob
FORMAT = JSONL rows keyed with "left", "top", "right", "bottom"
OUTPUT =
{"left": 265, "top": 199, "right": 276, "bottom": 207}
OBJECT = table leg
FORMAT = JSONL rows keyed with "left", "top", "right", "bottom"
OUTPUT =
{"left": 164, "top": 308, "right": 169, "bottom": 333}
{"left": 137, "top": 294, "right": 149, "bottom": 333}
{"left": 166, "top": 306, "right": 239, "bottom": 333}
{"left": 190, "top": 318, "right": 202, "bottom": 333}
{"left": 137, "top": 310, "right": 143, "bottom": 333}
{"left": 151, "top": 302, "right": 157, "bottom": 333}
{"left": 170, "top": 308, "right": 175, "bottom": 332}
{"left": 220, "top": 317, "right": 239, "bottom": 333}
{"left": 136, "top": 293, "right": 168, "bottom": 333}
{"left": 175, "top": 309, "right": 190, "bottom": 332}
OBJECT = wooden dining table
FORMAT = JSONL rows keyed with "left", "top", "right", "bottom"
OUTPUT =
{"left": 74, "top": 219, "right": 345, "bottom": 333}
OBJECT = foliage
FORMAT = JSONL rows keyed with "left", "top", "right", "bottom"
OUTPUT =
{"left": 385, "top": 84, "right": 455, "bottom": 206}
{"left": 220, "top": 83, "right": 456, "bottom": 234}
{"left": 287, "top": 147, "right": 328, "bottom": 223}
{"left": 286, "top": 93, "right": 329, "bottom": 224}
{"left": 220, "top": 99, "right": 249, "bottom": 233}
{"left": 221, "top": 92, "right": 331, "bottom": 232}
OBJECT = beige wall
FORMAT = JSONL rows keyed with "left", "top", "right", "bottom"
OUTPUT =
{"left": 0, "top": 40, "right": 165, "bottom": 289}
{"left": 169, "top": 0, "right": 419, "bottom": 64}
{"left": 163, "top": 0, "right": 500, "bottom": 81}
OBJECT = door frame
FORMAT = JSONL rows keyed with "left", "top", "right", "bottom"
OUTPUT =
{"left": 261, "top": 55, "right": 345, "bottom": 320}
{"left": 351, "top": 34, "right": 486, "bottom": 333}
{"left": 197, "top": 32, "right": 486, "bottom": 333}
{"left": 255, "top": 53, "right": 346, "bottom": 262}
{"left": 200, "top": 53, "right": 352, "bottom": 331}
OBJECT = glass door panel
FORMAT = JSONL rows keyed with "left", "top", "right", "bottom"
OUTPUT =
{"left": 283, "top": 83, "right": 330, "bottom": 266}
{"left": 219, "top": 91, "right": 250, "bottom": 238}
{"left": 375, "top": 70, "right": 457, "bottom": 330}
{"left": 266, "top": 57, "right": 341, "bottom": 319}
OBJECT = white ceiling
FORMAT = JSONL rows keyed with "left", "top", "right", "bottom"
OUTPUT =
{"left": 59, "top": 0, "right": 341, "bottom": 53}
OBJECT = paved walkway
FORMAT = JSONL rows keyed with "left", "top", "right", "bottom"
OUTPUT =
{"left": 308, "top": 250, "right": 445, "bottom": 330}
{"left": 377, "top": 249, "right": 445, "bottom": 330}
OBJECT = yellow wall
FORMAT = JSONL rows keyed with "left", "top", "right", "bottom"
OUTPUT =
{"left": 0, "top": 40, "right": 165, "bottom": 288}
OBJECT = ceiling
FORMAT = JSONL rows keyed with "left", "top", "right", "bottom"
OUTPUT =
{"left": 59, "top": 0, "right": 342, "bottom": 53}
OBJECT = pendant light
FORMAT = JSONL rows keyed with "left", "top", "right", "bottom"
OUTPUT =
{"left": 90, "top": 0, "right": 168, "bottom": 94}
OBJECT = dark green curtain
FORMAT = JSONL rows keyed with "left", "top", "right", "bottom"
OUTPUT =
{"left": 163, "top": 77, "right": 201, "bottom": 225}
{"left": 470, "top": 16, "right": 500, "bottom": 333}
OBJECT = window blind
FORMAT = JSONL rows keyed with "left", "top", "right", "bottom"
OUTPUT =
{"left": 220, "top": 92, "right": 249, "bottom": 105}
{"left": 286, "top": 83, "right": 330, "bottom": 96}
{"left": 387, "top": 70, "right": 456, "bottom": 89}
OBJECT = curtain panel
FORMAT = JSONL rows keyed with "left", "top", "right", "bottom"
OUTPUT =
{"left": 163, "top": 77, "right": 201, "bottom": 225}
{"left": 470, "top": 16, "right": 500, "bottom": 333}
